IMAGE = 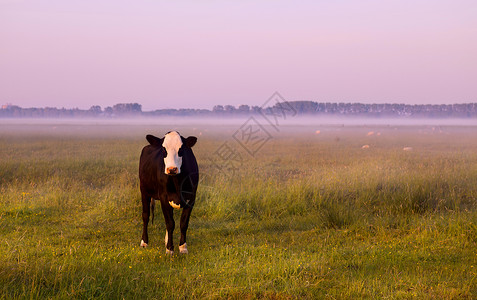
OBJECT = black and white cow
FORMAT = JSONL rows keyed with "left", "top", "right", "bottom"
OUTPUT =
{"left": 139, "top": 131, "right": 198, "bottom": 254}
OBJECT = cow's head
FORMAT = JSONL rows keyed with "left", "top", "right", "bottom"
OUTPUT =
{"left": 146, "top": 131, "right": 197, "bottom": 175}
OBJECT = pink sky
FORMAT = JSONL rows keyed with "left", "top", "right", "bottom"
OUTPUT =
{"left": 1, "top": 0, "right": 476, "bottom": 110}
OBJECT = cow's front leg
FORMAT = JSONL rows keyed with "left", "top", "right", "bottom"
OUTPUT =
{"left": 161, "top": 200, "right": 175, "bottom": 254}
{"left": 140, "top": 193, "right": 151, "bottom": 247}
{"left": 179, "top": 206, "right": 193, "bottom": 254}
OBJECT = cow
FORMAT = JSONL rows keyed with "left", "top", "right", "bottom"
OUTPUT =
{"left": 139, "top": 131, "right": 199, "bottom": 255}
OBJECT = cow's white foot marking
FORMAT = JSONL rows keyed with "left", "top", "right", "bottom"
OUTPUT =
{"left": 179, "top": 243, "right": 188, "bottom": 254}
{"left": 165, "top": 230, "right": 173, "bottom": 255}
{"left": 169, "top": 201, "right": 181, "bottom": 209}
{"left": 140, "top": 240, "right": 148, "bottom": 248}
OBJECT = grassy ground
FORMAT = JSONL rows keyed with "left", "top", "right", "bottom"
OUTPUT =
{"left": 0, "top": 122, "right": 476, "bottom": 299}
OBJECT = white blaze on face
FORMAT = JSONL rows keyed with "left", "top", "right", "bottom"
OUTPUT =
{"left": 163, "top": 131, "right": 183, "bottom": 175}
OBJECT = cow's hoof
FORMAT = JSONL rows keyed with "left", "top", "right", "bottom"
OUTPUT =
{"left": 179, "top": 243, "right": 188, "bottom": 254}
{"left": 140, "top": 240, "right": 148, "bottom": 248}
{"left": 166, "top": 249, "right": 174, "bottom": 255}
{"left": 169, "top": 201, "right": 181, "bottom": 210}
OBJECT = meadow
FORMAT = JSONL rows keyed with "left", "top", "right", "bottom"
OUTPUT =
{"left": 0, "top": 120, "right": 476, "bottom": 299}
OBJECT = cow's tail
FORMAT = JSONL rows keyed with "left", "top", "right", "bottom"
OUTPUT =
{"left": 150, "top": 199, "right": 155, "bottom": 225}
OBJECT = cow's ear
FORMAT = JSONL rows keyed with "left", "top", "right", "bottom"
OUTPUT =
{"left": 146, "top": 134, "right": 163, "bottom": 147}
{"left": 184, "top": 136, "right": 197, "bottom": 148}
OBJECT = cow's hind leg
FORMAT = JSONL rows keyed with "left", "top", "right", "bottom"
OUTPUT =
{"left": 161, "top": 201, "right": 175, "bottom": 254}
{"left": 140, "top": 193, "right": 151, "bottom": 247}
{"left": 179, "top": 206, "right": 193, "bottom": 254}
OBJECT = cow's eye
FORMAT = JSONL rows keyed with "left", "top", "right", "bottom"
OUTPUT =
{"left": 162, "top": 147, "right": 167, "bottom": 157}
{"left": 178, "top": 148, "right": 184, "bottom": 157}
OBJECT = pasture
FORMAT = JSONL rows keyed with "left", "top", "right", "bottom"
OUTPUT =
{"left": 0, "top": 120, "right": 476, "bottom": 299}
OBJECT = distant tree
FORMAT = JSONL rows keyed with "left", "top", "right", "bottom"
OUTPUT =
{"left": 251, "top": 106, "right": 261, "bottom": 113}
{"left": 113, "top": 103, "right": 142, "bottom": 115}
{"left": 224, "top": 105, "right": 236, "bottom": 113}
{"left": 104, "top": 107, "right": 113, "bottom": 115}
{"left": 89, "top": 105, "right": 102, "bottom": 113}
{"left": 212, "top": 105, "right": 224, "bottom": 112}
{"left": 238, "top": 105, "right": 250, "bottom": 113}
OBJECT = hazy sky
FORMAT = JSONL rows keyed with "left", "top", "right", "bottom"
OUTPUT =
{"left": 1, "top": 0, "right": 476, "bottom": 110}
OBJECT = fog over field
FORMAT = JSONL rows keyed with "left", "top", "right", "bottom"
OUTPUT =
{"left": 3, "top": 117, "right": 477, "bottom": 157}
{"left": 4, "top": 116, "right": 477, "bottom": 126}
{"left": 2, "top": 116, "right": 477, "bottom": 136}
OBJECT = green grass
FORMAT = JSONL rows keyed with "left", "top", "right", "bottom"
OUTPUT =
{"left": 1, "top": 123, "right": 476, "bottom": 299}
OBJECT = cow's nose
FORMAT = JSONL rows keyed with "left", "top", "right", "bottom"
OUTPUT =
{"left": 166, "top": 167, "right": 178, "bottom": 175}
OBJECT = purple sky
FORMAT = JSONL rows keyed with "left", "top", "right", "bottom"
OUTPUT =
{"left": 1, "top": 0, "right": 476, "bottom": 111}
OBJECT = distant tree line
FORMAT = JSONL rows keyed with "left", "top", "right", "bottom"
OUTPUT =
{"left": 1, "top": 101, "right": 477, "bottom": 118}
{"left": 0, "top": 103, "right": 143, "bottom": 118}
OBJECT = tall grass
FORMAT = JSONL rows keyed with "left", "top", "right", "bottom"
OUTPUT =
{"left": 0, "top": 123, "right": 476, "bottom": 298}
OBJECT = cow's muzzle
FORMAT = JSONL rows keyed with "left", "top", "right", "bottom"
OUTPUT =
{"left": 166, "top": 167, "right": 179, "bottom": 175}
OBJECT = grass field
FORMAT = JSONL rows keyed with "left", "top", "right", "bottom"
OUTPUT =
{"left": 1, "top": 121, "right": 476, "bottom": 299}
